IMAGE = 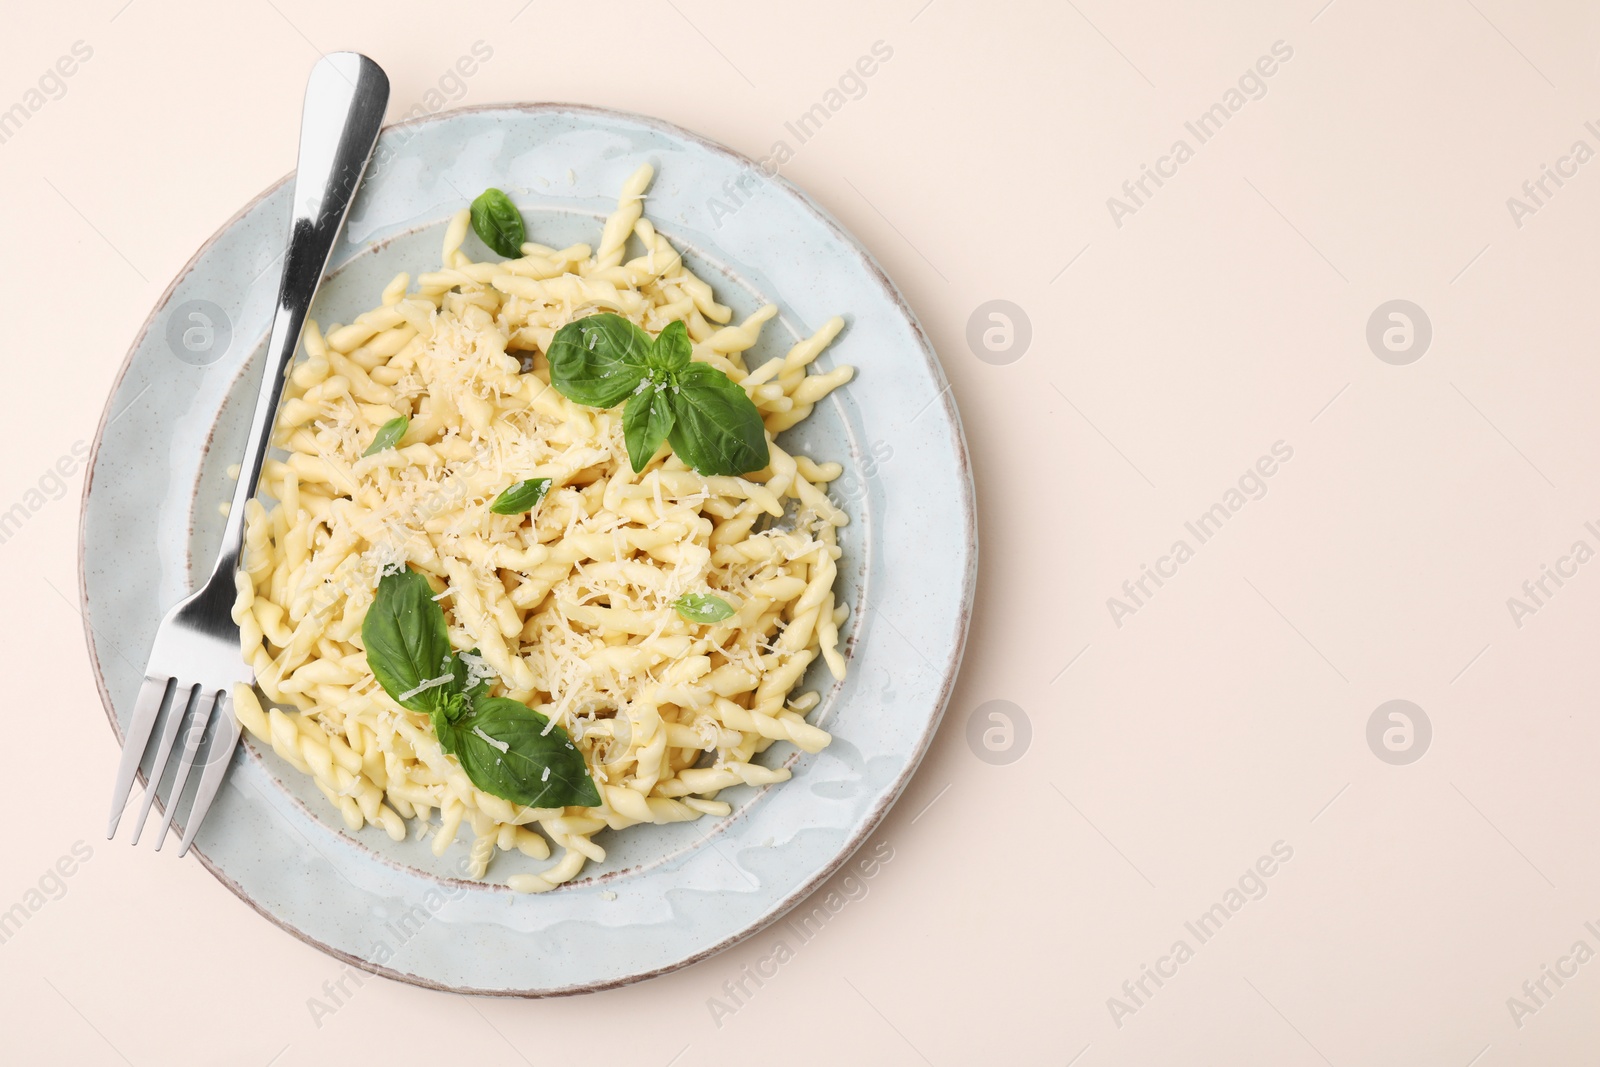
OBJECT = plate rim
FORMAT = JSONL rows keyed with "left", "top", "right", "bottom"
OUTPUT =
{"left": 77, "top": 100, "right": 978, "bottom": 997}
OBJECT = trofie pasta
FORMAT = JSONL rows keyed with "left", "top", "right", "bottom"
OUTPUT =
{"left": 228, "top": 164, "right": 855, "bottom": 892}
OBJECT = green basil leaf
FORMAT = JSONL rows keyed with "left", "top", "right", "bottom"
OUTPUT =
{"left": 672, "top": 592, "right": 736, "bottom": 624}
{"left": 666, "top": 362, "right": 770, "bottom": 476}
{"left": 361, "top": 568, "right": 456, "bottom": 713}
{"left": 489, "top": 478, "right": 551, "bottom": 515}
{"left": 362, "top": 415, "right": 409, "bottom": 457}
{"left": 623, "top": 379, "right": 676, "bottom": 473}
{"left": 431, "top": 707, "right": 460, "bottom": 756}
{"left": 453, "top": 697, "right": 601, "bottom": 807}
{"left": 470, "top": 188, "right": 526, "bottom": 259}
{"left": 650, "top": 318, "right": 691, "bottom": 373}
{"left": 546, "top": 314, "right": 652, "bottom": 408}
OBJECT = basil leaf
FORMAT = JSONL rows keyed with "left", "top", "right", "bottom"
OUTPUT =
{"left": 489, "top": 478, "right": 551, "bottom": 515}
{"left": 623, "top": 380, "right": 675, "bottom": 473}
{"left": 453, "top": 697, "right": 601, "bottom": 807}
{"left": 431, "top": 707, "right": 461, "bottom": 755}
{"left": 650, "top": 318, "right": 691, "bottom": 373}
{"left": 546, "top": 315, "right": 769, "bottom": 476}
{"left": 547, "top": 314, "right": 652, "bottom": 407}
{"left": 470, "top": 188, "right": 526, "bottom": 259}
{"left": 666, "top": 362, "right": 770, "bottom": 476}
{"left": 361, "top": 568, "right": 455, "bottom": 713}
{"left": 672, "top": 592, "right": 736, "bottom": 624}
{"left": 362, "top": 415, "right": 409, "bottom": 457}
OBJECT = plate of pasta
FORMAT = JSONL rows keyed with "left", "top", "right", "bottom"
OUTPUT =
{"left": 80, "top": 104, "right": 974, "bottom": 995}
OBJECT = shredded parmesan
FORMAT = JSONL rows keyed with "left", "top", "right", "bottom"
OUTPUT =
{"left": 397, "top": 672, "right": 455, "bottom": 703}
{"left": 458, "top": 650, "right": 499, "bottom": 689}
{"left": 472, "top": 727, "right": 510, "bottom": 754}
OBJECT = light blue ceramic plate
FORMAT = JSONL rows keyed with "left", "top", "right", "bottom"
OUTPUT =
{"left": 79, "top": 104, "right": 975, "bottom": 995}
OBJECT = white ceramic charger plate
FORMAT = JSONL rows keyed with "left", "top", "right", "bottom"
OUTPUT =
{"left": 79, "top": 104, "right": 975, "bottom": 995}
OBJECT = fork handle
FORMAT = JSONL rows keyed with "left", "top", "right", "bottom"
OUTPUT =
{"left": 213, "top": 53, "right": 390, "bottom": 582}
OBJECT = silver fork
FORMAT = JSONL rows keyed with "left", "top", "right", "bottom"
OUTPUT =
{"left": 106, "top": 53, "right": 389, "bottom": 856}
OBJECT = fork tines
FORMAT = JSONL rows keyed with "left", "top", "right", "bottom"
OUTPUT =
{"left": 107, "top": 675, "right": 241, "bottom": 856}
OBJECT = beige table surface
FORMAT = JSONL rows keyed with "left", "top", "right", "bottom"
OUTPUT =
{"left": 6, "top": 0, "right": 1600, "bottom": 1063}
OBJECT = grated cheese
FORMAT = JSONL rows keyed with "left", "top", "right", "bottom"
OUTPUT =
{"left": 397, "top": 672, "right": 455, "bottom": 703}
{"left": 472, "top": 727, "right": 510, "bottom": 753}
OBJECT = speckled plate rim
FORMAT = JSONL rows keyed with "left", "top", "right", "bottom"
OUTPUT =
{"left": 78, "top": 101, "right": 976, "bottom": 996}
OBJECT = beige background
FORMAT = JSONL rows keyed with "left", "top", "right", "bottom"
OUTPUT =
{"left": 4, "top": 0, "right": 1599, "bottom": 1062}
